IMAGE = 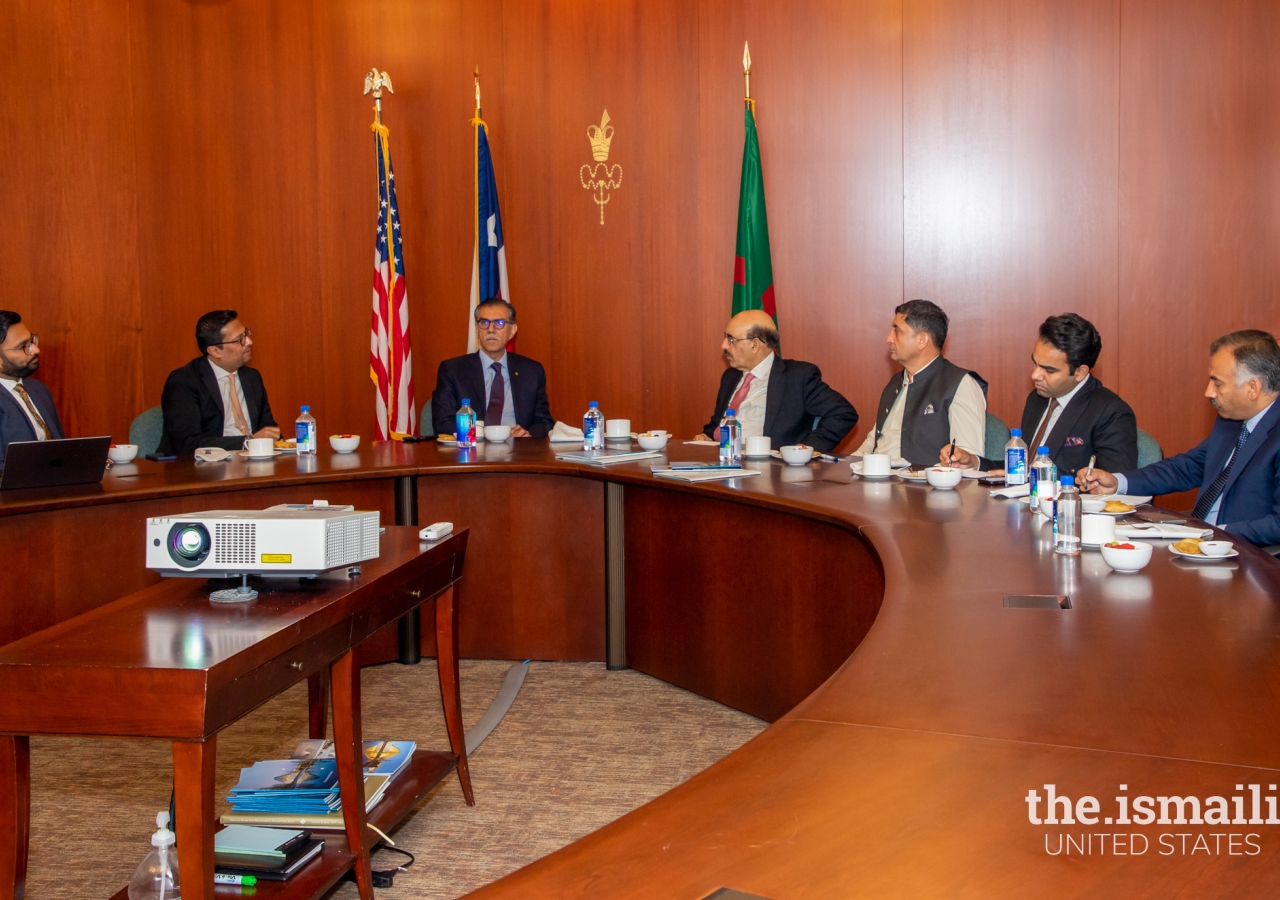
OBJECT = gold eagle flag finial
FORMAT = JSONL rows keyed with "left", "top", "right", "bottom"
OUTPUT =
{"left": 588, "top": 109, "right": 614, "bottom": 162}
{"left": 363, "top": 69, "right": 394, "bottom": 99}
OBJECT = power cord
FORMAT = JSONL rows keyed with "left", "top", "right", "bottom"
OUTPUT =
{"left": 343, "top": 841, "right": 416, "bottom": 889}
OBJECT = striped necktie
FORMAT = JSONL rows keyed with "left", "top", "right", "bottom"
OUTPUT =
{"left": 226, "top": 373, "right": 252, "bottom": 436}
{"left": 13, "top": 382, "right": 51, "bottom": 440}
{"left": 1191, "top": 423, "right": 1249, "bottom": 521}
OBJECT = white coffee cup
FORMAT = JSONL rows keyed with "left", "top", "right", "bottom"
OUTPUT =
{"left": 243, "top": 437, "right": 274, "bottom": 458}
{"left": 1082, "top": 514, "right": 1116, "bottom": 547}
{"left": 1199, "top": 540, "right": 1234, "bottom": 557}
{"left": 746, "top": 436, "right": 771, "bottom": 457}
{"left": 862, "top": 453, "right": 891, "bottom": 477}
{"left": 605, "top": 418, "right": 631, "bottom": 438}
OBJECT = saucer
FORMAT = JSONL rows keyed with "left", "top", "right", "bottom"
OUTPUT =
{"left": 851, "top": 463, "right": 893, "bottom": 480}
{"left": 238, "top": 450, "right": 282, "bottom": 459}
{"left": 1169, "top": 545, "right": 1239, "bottom": 561}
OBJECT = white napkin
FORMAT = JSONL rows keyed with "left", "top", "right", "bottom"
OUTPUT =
{"left": 194, "top": 447, "right": 231, "bottom": 462}
{"left": 1115, "top": 522, "right": 1213, "bottom": 540}
{"left": 549, "top": 421, "right": 585, "bottom": 443}
{"left": 991, "top": 484, "right": 1030, "bottom": 498}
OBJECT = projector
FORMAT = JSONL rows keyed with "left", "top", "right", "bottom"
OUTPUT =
{"left": 146, "top": 503, "right": 381, "bottom": 578}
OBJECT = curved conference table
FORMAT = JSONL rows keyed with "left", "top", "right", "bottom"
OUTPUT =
{"left": 3, "top": 439, "right": 1279, "bottom": 897}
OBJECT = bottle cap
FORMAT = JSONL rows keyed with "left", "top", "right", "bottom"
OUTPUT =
{"left": 151, "top": 810, "right": 176, "bottom": 848}
{"left": 461, "top": 399, "right": 470, "bottom": 406}
{"left": 589, "top": 401, "right": 598, "bottom": 408}
{"left": 301, "top": 405, "right": 310, "bottom": 413}
{"left": 1061, "top": 475, "right": 1075, "bottom": 486}
{"left": 725, "top": 409, "right": 735, "bottom": 416}
{"left": 1038, "top": 445, "right": 1050, "bottom": 453}
{"left": 1010, "top": 428, "right": 1022, "bottom": 437}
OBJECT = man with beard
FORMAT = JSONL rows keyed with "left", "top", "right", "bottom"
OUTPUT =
{"left": 0, "top": 311, "right": 64, "bottom": 467}
{"left": 1082, "top": 330, "right": 1280, "bottom": 547}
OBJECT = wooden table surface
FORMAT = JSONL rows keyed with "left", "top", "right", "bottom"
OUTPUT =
{"left": 3, "top": 439, "right": 1279, "bottom": 895}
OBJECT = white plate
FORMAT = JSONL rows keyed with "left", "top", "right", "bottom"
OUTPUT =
{"left": 744, "top": 452, "right": 773, "bottom": 459}
{"left": 850, "top": 463, "right": 893, "bottom": 480}
{"left": 237, "top": 450, "right": 282, "bottom": 459}
{"left": 1169, "top": 545, "right": 1239, "bottom": 561}
{"left": 897, "top": 470, "right": 931, "bottom": 483}
{"left": 436, "top": 437, "right": 458, "bottom": 445}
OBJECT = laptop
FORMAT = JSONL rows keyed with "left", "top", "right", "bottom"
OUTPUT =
{"left": 0, "top": 436, "right": 112, "bottom": 491}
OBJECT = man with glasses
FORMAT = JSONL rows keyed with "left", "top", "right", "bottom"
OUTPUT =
{"left": 695, "top": 309, "right": 858, "bottom": 453}
{"left": 0, "top": 310, "right": 65, "bottom": 466}
{"left": 431, "top": 298, "right": 554, "bottom": 438}
{"left": 157, "top": 309, "right": 280, "bottom": 455}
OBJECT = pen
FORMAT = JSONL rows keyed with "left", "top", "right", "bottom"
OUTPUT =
{"left": 1085, "top": 454, "right": 1096, "bottom": 484}
{"left": 214, "top": 873, "right": 257, "bottom": 886}
{"left": 945, "top": 437, "right": 955, "bottom": 466}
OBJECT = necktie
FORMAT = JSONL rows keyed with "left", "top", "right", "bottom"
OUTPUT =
{"left": 1192, "top": 423, "right": 1250, "bottom": 521}
{"left": 226, "top": 373, "right": 252, "bottom": 436}
{"left": 728, "top": 373, "right": 755, "bottom": 413}
{"left": 485, "top": 362, "right": 505, "bottom": 426}
{"left": 1029, "top": 398, "right": 1060, "bottom": 452}
{"left": 12, "top": 382, "right": 51, "bottom": 440}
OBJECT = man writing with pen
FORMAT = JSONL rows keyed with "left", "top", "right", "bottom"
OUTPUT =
{"left": 942, "top": 313, "right": 1137, "bottom": 475}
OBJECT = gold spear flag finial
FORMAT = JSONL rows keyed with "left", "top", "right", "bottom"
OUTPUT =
{"left": 474, "top": 66, "right": 482, "bottom": 117}
{"left": 743, "top": 41, "right": 751, "bottom": 100}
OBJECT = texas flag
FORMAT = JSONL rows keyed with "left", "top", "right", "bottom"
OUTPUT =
{"left": 467, "top": 122, "right": 511, "bottom": 353}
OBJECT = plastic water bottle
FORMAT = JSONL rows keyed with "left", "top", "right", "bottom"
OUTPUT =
{"left": 718, "top": 408, "right": 742, "bottom": 464}
{"left": 1030, "top": 445, "right": 1056, "bottom": 507}
{"left": 295, "top": 405, "right": 317, "bottom": 455}
{"left": 1005, "top": 428, "right": 1028, "bottom": 485}
{"left": 456, "top": 399, "right": 477, "bottom": 448}
{"left": 128, "top": 810, "right": 180, "bottom": 900}
{"left": 1054, "top": 475, "right": 1082, "bottom": 555}
{"left": 583, "top": 401, "right": 604, "bottom": 451}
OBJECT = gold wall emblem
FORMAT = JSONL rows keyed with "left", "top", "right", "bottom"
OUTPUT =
{"left": 580, "top": 110, "right": 622, "bottom": 224}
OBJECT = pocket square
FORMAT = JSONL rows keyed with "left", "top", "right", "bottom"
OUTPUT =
{"left": 1065, "top": 436, "right": 1084, "bottom": 446}
{"left": 922, "top": 404, "right": 935, "bottom": 415}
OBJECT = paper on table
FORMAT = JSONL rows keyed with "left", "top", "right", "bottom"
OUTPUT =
{"left": 990, "top": 484, "right": 1030, "bottom": 499}
{"left": 549, "top": 421, "right": 584, "bottom": 442}
{"left": 1115, "top": 522, "right": 1213, "bottom": 540}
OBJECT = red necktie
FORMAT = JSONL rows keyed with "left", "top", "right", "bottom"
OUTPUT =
{"left": 485, "top": 362, "right": 505, "bottom": 426}
{"left": 728, "top": 373, "right": 755, "bottom": 413}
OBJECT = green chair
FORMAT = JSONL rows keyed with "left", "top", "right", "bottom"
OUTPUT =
{"left": 419, "top": 403, "right": 435, "bottom": 438}
{"left": 1136, "top": 428, "right": 1162, "bottom": 468}
{"left": 984, "top": 413, "right": 1011, "bottom": 460}
{"left": 129, "top": 406, "right": 164, "bottom": 456}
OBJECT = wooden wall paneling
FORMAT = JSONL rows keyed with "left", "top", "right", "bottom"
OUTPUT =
{"left": 0, "top": 0, "right": 144, "bottom": 443}
{"left": 127, "top": 0, "right": 330, "bottom": 432}
{"left": 903, "top": 0, "right": 1121, "bottom": 434}
{"left": 416, "top": 473, "right": 605, "bottom": 661}
{"left": 1118, "top": 0, "right": 1280, "bottom": 459}
{"left": 746, "top": 0, "right": 906, "bottom": 451}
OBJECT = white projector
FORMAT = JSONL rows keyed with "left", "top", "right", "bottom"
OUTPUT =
{"left": 146, "top": 503, "right": 381, "bottom": 578}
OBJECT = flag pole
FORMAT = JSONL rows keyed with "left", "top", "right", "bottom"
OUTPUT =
{"left": 364, "top": 68, "right": 397, "bottom": 438}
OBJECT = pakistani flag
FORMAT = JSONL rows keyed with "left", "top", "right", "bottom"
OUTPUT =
{"left": 732, "top": 105, "right": 776, "bottom": 324}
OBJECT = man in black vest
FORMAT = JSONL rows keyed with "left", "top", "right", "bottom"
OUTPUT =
{"left": 856, "top": 299, "right": 987, "bottom": 466}
{"left": 943, "top": 313, "right": 1137, "bottom": 475}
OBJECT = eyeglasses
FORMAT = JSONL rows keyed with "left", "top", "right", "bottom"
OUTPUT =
{"left": 724, "top": 333, "right": 757, "bottom": 346}
{"left": 211, "top": 328, "right": 252, "bottom": 347}
{"left": 475, "top": 318, "right": 509, "bottom": 330}
{"left": 1, "top": 334, "right": 38, "bottom": 356}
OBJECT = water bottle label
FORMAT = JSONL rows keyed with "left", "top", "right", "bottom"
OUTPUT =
{"left": 1006, "top": 448, "right": 1027, "bottom": 483}
{"left": 456, "top": 413, "right": 476, "bottom": 445}
{"left": 720, "top": 425, "right": 730, "bottom": 449}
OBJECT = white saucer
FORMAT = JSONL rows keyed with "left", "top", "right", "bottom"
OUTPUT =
{"left": 850, "top": 464, "right": 893, "bottom": 480}
{"left": 744, "top": 452, "right": 773, "bottom": 459}
{"left": 238, "top": 450, "right": 282, "bottom": 459}
{"left": 1169, "top": 545, "right": 1239, "bottom": 561}
{"left": 896, "top": 470, "right": 931, "bottom": 483}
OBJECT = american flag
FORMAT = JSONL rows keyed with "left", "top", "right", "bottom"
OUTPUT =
{"left": 369, "top": 121, "right": 415, "bottom": 440}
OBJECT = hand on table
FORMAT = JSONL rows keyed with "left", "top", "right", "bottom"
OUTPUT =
{"left": 1081, "top": 469, "right": 1118, "bottom": 494}
{"left": 692, "top": 433, "right": 714, "bottom": 442}
{"left": 254, "top": 426, "right": 282, "bottom": 440}
{"left": 510, "top": 425, "right": 530, "bottom": 438}
{"left": 940, "top": 445, "right": 978, "bottom": 469}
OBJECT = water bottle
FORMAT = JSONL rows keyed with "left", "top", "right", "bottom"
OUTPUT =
{"left": 456, "top": 399, "right": 477, "bottom": 448}
{"left": 1054, "top": 475, "right": 1082, "bottom": 555}
{"left": 583, "top": 401, "right": 604, "bottom": 451}
{"left": 1005, "top": 428, "right": 1028, "bottom": 485}
{"left": 1030, "top": 445, "right": 1057, "bottom": 507}
{"left": 295, "top": 405, "right": 317, "bottom": 455}
{"left": 718, "top": 408, "right": 742, "bottom": 464}
{"left": 127, "top": 810, "right": 180, "bottom": 900}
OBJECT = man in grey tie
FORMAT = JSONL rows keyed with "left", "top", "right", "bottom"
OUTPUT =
{"left": 1083, "top": 330, "right": 1280, "bottom": 547}
{"left": 0, "top": 310, "right": 65, "bottom": 467}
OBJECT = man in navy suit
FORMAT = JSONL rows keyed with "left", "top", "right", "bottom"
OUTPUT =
{"left": 1083, "top": 330, "right": 1280, "bottom": 547}
{"left": 157, "top": 310, "right": 281, "bottom": 456}
{"left": 0, "top": 310, "right": 65, "bottom": 467}
{"left": 695, "top": 309, "right": 858, "bottom": 453}
{"left": 432, "top": 299, "right": 554, "bottom": 438}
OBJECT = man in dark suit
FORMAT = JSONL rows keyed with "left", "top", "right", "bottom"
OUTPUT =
{"left": 432, "top": 298, "right": 554, "bottom": 438}
{"left": 1083, "top": 330, "right": 1280, "bottom": 547}
{"left": 0, "top": 311, "right": 65, "bottom": 467}
{"left": 943, "top": 313, "right": 1137, "bottom": 475}
{"left": 695, "top": 309, "right": 857, "bottom": 453}
{"left": 157, "top": 310, "right": 280, "bottom": 456}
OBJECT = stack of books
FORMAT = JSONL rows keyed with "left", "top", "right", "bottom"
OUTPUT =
{"left": 651, "top": 462, "right": 762, "bottom": 483}
{"left": 214, "top": 824, "right": 325, "bottom": 882}
{"left": 220, "top": 740, "right": 417, "bottom": 830}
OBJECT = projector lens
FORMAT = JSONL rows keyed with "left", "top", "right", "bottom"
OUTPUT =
{"left": 167, "top": 522, "right": 211, "bottom": 567}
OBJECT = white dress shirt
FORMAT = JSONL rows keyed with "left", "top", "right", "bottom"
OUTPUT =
{"left": 1115, "top": 399, "right": 1275, "bottom": 525}
{"left": 727, "top": 352, "right": 775, "bottom": 439}
{"left": 855, "top": 355, "right": 987, "bottom": 458}
{"left": 0, "top": 376, "right": 47, "bottom": 440}
{"left": 479, "top": 351, "right": 517, "bottom": 427}
{"left": 1028, "top": 375, "right": 1090, "bottom": 450}
{"left": 208, "top": 358, "right": 251, "bottom": 437}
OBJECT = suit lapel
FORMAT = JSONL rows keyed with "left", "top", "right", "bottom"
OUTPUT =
{"left": 1217, "top": 401, "right": 1280, "bottom": 499}
{"left": 1045, "top": 378, "right": 1096, "bottom": 455}
{"left": 0, "top": 387, "right": 37, "bottom": 441}
{"left": 507, "top": 353, "right": 526, "bottom": 424}
{"left": 1022, "top": 393, "right": 1048, "bottom": 439}
{"left": 199, "top": 359, "right": 226, "bottom": 420}
{"left": 762, "top": 357, "right": 785, "bottom": 436}
{"left": 468, "top": 354, "right": 488, "bottom": 411}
